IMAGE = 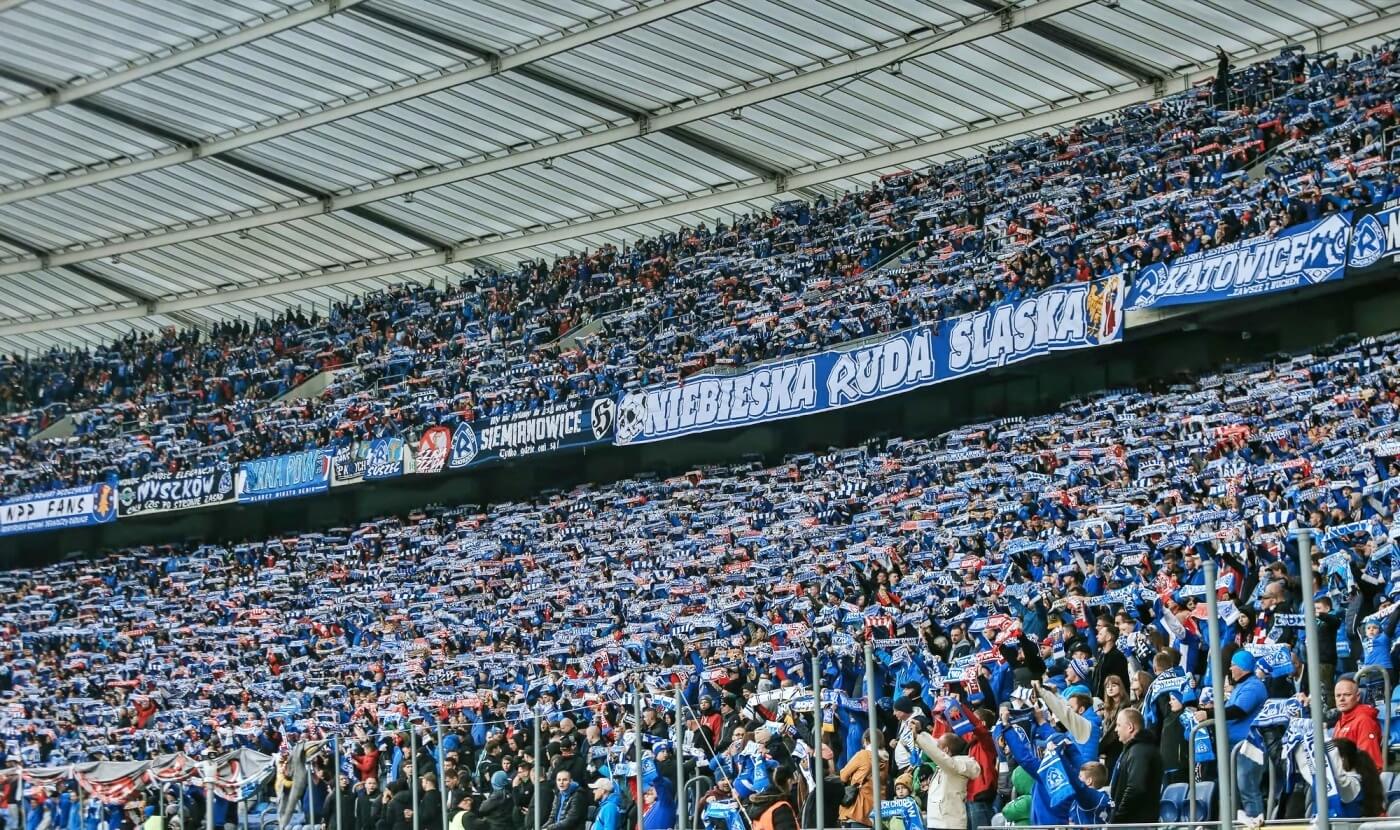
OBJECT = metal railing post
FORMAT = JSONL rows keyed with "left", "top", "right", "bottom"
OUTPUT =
{"left": 864, "top": 641, "right": 882, "bottom": 830}
{"left": 1298, "top": 527, "right": 1331, "bottom": 830}
{"left": 1204, "top": 559, "right": 1234, "bottom": 824}
{"left": 410, "top": 728, "right": 419, "bottom": 830}
{"left": 634, "top": 688, "right": 645, "bottom": 830}
{"left": 812, "top": 652, "right": 824, "bottom": 830}
{"left": 436, "top": 724, "right": 448, "bottom": 830}
{"left": 533, "top": 709, "right": 542, "bottom": 830}
{"left": 674, "top": 684, "right": 686, "bottom": 830}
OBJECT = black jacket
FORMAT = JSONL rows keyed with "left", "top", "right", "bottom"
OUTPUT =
{"left": 354, "top": 791, "right": 384, "bottom": 830}
{"left": 541, "top": 783, "right": 587, "bottom": 830}
{"left": 478, "top": 789, "right": 516, "bottom": 830}
{"left": 1110, "top": 733, "right": 1164, "bottom": 824}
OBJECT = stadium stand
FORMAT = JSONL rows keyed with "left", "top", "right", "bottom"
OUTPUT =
{"left": 3, "top": 42, "right": 1400, "bottom": 496}
{"left": 3, "top": 3, "right": 1400, "bottom": 830}
{"left": 2, "top": 327, "right": 1400, "bottom": 827}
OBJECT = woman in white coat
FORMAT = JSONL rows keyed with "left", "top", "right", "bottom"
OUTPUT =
{"left": 913, "top": 729, "right": 982, "bottom": 830}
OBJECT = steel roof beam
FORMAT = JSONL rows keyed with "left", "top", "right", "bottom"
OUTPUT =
{"left": 962, "top": 0, "right": 1165, "bottom": 81}
{"left": 0, "top": 0, "right": 1096, "bottom": 274}
{"left": 0, "top": 227, "right": 158, "bottom": 309}
{"left": 0, "top": 0, "right": 717, "bottom": 206}
{"left": 2, "top": 10, "right": 1393, "bottom": 336}
{"left": 352, "top": 3, "right": 785, "bottom": 180}
{"left": 0, "top": 0, "right": 367, "bottom": 124}
{"left": 0, "top": 65, "right": 456, "bottom": 256}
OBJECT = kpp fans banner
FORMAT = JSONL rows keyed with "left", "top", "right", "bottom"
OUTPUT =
{"left": 237, "top": 448, "right": 332, "bottom": 503}
{"left": 448, "top": 397, "right": 616, "bottom": 469}
{"left": 1126, "top": 212, "right": 1351, "bottom": 310}
{"left": 0, "top": 481, "right": 118, "bottom": 536}
{"left": 118, "top": 464, "right": 235, "bottom": 516}
{"left": 1348, "top": 201, "right": 1400, "bottom": 273}
{"left": 614, "top": 278, "right": 1123, "bottom": 445}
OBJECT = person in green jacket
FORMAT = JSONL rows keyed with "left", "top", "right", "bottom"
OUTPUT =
{"left": 999, "top": 766, "right": 1035, "bottom": 826}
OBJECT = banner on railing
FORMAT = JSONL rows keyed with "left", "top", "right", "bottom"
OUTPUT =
{"left": 1126, "top": 212, "right": 1351, "bottom": 310}
{"left": 1348, "top": 200, "right": 1400, "bottom": 273}
{"left": 118, "top": 464, "right": 235, "bottom": 517}
{"left": 414, "top": 426, "right": 451, "bottom": 474}
{"left": 331, "top": 442, "right": 369, "bottom": 487}
{"left": 364, "top": 436, "right": 407, "bottom": 480}
{"left": 613, "top": 278, "right": 1124, "bottom": 445}
{"left": 237, "top": 448, "right": 332, "bottom": 503}
{"left": 0, "top": 481, "right": 118, "bottom": 536}
{"left": 448, "top": 397, "right": 616, "bottom": 469}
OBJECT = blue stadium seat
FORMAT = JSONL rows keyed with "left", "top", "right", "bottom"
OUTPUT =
{"left": 1190, "top": 781, "right": 1216, "bottom": 822}
{"left": 1160, "top": 782, "right": 1188, "bottom": 822}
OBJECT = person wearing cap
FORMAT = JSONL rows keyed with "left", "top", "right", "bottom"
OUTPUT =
{"left": 589, "top": 778, "right": 622, "bottom": 830}
{"left": 745, "top": 763, "right": 798, "bottom": 830}
{"left": 478, "top": 771, "right": 515, "bottom": 830}
{"left": 1196, "top": 649, "right": 1267, "bottom": 820}
{"left": 891, "top": 697, "right": 922, "bottom": 774}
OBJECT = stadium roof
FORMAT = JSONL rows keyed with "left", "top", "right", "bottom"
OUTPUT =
{"left": 0, "top": 0, "right": 1396, "bottom": 353}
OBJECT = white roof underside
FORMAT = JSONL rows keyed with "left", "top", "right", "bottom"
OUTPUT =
{"left": 0, "top": 0, "right": 1396, "bottom": 352}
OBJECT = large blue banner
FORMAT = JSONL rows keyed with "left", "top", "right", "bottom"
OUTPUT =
{"left": 0, "top": 481, "right": 118, "bottom": 536}
{"left": 613, "top": 278, "right": 1124, "bottom": 445}
{"left": 447, "top": 397, "right": 616, "bottom": 469}
{"left": 237, "top": 448, "right": 332, "bottom": 504}
{"left": 1349, "top": 200, "right": 1400, "bottom": 272}
{"left": 1126, "top": 213, "right": 1350, "bottom": 310}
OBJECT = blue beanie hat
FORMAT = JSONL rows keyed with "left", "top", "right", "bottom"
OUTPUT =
{"left": 1231, "top": 650, "right": 1256, "bottom": 672}
{"left": 491, "top": 771, "right": 510, "bottom": 791}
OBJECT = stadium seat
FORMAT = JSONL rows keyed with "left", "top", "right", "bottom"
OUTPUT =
{"left": 1160, "top": 782, "right": 1188, "bottom": 822}
{"left": 1190, "top": 781, "right": 1216, "bottom": 822}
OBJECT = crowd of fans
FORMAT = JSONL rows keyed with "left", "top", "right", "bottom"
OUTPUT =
{"left": 1, "top": 325, "right": 1399, "bottom": 830}
{"left": 1, "top": 42, "right": 1399, "bottom": 496}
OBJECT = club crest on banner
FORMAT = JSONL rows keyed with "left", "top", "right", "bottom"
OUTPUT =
{"left": 449, "top": 422, "right": 479, "bottom": 469}
{"left": 591, "top": 398, "right": 617, "bottom": 441}
{"left": 1351, "top": 212, "right": 1386, "bottom": 269}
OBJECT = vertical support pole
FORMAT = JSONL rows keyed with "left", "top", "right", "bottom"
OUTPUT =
{"left": 634, "top": 688, "right": 644, "bottom": 830}
{"left": 410, "top": 729, "right": 420, "bottom": 830}
{"left": 533, "top": 709, "right": 543, "bottom": 830}
{"left": 333, "top": 734, "right": 344, "bottom": 830}
{"left": 161, "top": 785, "right": 168, "bottom": 826}
{"left": 205, "top": 761, "right": 215, "bottom": 830}
{"left": 674, "top": 685, "right": 686, "bottom": 830}
{"left": 1299, "top": 529, "right": 1330, "bottom": 830}
{"left": 1204, "top": 558, "right": 1233, "bottom": 824}
{"left": 437, "top": 725, "right": 447, "bottom": 830}
{"left": 17, "top": 763, "right": 26, "bottom": 830}
{"left": 812, "top": 652, "right": 824, "bottom": 830}
{"left": 863, "top": 642, "right": 882, "bottom": 830}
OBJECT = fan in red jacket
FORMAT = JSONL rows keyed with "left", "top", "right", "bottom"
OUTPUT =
{"left": 1331, "top": 677, "right": 1383, "bottom": 771}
